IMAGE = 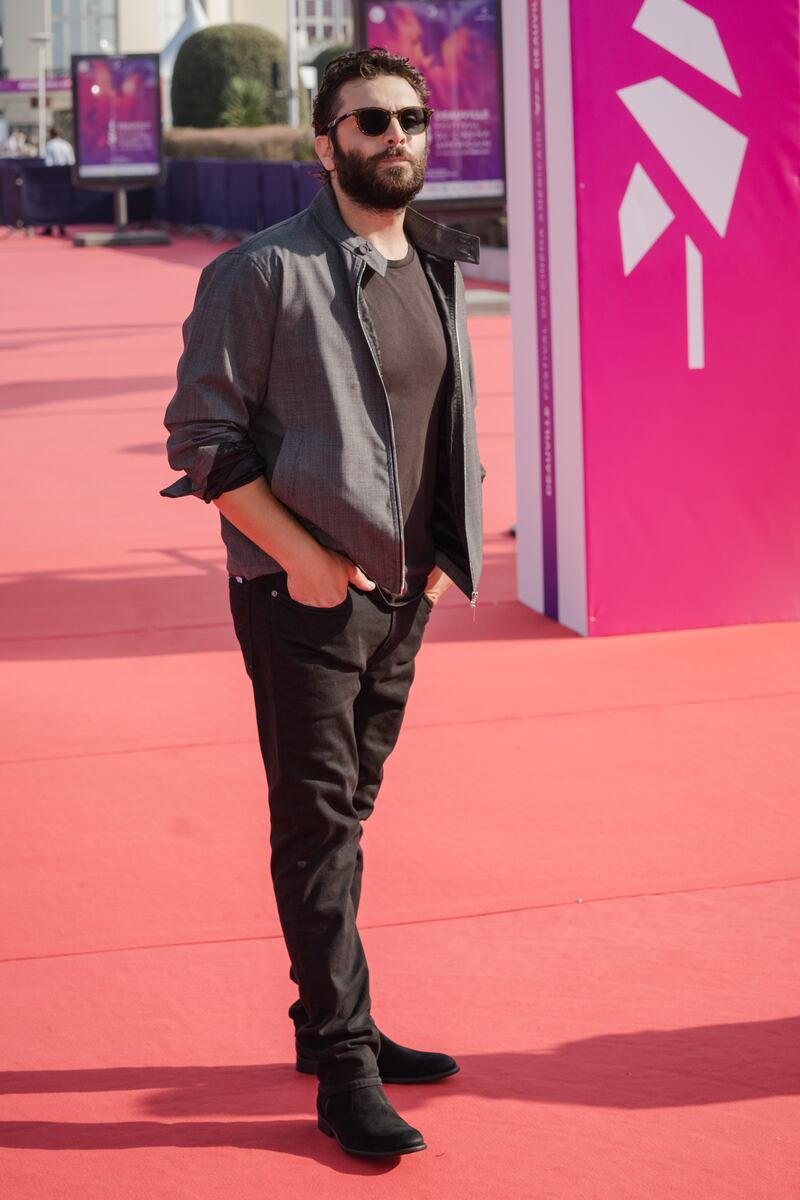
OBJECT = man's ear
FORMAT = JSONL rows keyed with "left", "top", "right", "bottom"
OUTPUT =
{"left": 315, "top": 133, "right": 335, "bottom": 174}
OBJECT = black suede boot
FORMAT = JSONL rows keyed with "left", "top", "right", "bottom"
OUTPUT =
{"left": 317, "top": 1082, "right": 426, "bottom": 1157}
{"left": 299, "top": 1029, "right": 460, "bottom": 1084}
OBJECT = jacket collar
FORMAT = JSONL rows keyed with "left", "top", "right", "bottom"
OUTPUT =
{"left": 308, "top": 183, "right": 480, "bottom": 277}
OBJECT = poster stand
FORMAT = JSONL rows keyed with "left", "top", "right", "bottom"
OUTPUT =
{"left": 70, "top": 53, "right": 170, "bottom": 248}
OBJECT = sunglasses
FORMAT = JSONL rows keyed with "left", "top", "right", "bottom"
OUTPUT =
{"left": 323, "top": 106, "right": 433, "bottom": 138}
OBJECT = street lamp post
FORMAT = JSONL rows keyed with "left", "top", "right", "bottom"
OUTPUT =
{"left": 287, "top": 0, "right": 299, "bottom": 128}
{"left": 29, "top": 32, "right": 53, "bottom": 156}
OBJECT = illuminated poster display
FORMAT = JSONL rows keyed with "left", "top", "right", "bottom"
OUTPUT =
{"left": 72, "top": 54, "right": 162, "bottom": 185}
{"left": 364, "top": 1, "right": 505, "bottom": 201}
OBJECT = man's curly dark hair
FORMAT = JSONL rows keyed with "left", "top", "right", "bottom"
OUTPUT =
{"left": 312, "top": 46, "right": 431, "bottom": 140}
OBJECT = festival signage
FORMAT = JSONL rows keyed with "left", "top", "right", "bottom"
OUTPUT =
{"left": 71, "top": 54, "right": 163, "bottom": 187}
{"left": 362, "top": 1, "right": 505, "bottom": 202}
{"left": 503, "top": 0, "right": 800, "bottom": 635}
{"left": 0, "top": 77, "right": 71, "bottom": 93}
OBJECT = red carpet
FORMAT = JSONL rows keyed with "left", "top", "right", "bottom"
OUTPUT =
{"left": 1, "top": 230, "right": 798, "bottom": 1198}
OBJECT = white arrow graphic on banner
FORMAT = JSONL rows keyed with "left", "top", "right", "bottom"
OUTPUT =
{"left": 632, "top": 0, "right": 741, "bottom": 96}
{"left": 619, "top": 162, "right": 675, "bottom": 275}
{"left": 616, "top": 1, "right": 748, "bottom": 369}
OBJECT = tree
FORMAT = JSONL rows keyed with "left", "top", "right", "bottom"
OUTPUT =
{"left": 311, "top": 43, "right": 352, "bottom": 84}
{"left": 172, "top": 24, "right": 288, "bottom": 128}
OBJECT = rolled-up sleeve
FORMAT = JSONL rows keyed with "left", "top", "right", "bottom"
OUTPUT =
{"left": 160, "top": 250, "right": 277, "bottom": 501}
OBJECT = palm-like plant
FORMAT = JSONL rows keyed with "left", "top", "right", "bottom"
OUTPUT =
{"left": 221, "top": 76, "right": 269, "bottom": 127}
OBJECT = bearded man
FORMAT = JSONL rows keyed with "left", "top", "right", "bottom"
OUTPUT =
{"left": 161, "top": 47, "right": 484, "bottom": 1159}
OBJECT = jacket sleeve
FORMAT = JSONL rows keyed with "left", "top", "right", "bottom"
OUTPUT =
{"left": 160, "top": 250, "right": 277, "bottom": 502}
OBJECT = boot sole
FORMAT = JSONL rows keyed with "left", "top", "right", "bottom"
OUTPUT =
{"left": 298, "top": 1058, "right": 460, "bottom": 1085}
{"left": 317, "top": 1116, "right": 427, "bottom": 1157}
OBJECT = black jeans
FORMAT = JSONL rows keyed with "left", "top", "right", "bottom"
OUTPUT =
{"left": 229, "top": 570, "right": 432, "bottom": 1097}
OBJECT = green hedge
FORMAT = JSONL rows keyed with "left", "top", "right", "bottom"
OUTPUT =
{"left": 172, "top": 24, "right": 287, "bottom": 129}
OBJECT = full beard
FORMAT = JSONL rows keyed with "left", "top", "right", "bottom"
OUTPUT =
{"left": 331, "top": 138, "right": 428, "bottom": 211}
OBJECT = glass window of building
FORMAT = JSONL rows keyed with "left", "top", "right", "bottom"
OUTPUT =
{"left": 300, "top": 0, "right": 351, "bottom": 44}
{"left": 51, "top": 0, "right": 118, "bottom": 72}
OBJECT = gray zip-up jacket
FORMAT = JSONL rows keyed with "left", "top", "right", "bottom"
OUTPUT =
{"left": 161, "top": 184, "right": 484, "bottom": 604}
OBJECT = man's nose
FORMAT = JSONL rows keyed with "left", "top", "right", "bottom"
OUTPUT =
{"left": 384, "top": 115, "right": 407, "bottom": 144}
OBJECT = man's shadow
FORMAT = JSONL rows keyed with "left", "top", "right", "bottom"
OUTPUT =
{"left": 0, "top": 1063, "right": 397, "bottom": 1176}
{"left": 1, "top": 1017, "right": 797, "bottom": 1167}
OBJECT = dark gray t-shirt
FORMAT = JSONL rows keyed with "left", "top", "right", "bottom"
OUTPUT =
{"left": 362, "top": 244, "right": 448, "bottom": 595}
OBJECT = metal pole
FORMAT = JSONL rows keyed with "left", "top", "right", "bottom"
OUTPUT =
{"left": 287, "top": 0, "right": 299, "bottom": 128}
{"left": 37, "top": 43, "right": 47, "bottom": 155}
{"left": 114, "top": 189, "right": 128, "bottom": 231}
{"left": 41, "top": 0, "right": 52, "bottom": 152}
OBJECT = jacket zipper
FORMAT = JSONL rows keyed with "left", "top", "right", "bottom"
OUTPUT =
{"left": 354, "top": 260, "right": 406, "bottom": 594}
{"left": 451, "top": 264, "right": 479, "bottom": 615}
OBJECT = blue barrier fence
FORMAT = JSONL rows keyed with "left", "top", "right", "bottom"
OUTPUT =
{"left": 0, "top": 158, "right": 321, "bottom": 235}
{"left": 165, "top": 158, "right": 198, "bottom": 226}
{"left": 0, "top": 163, "right": 20, "bottom": 226}
{"left": 227, "top": 160, "right": 262, "bottom": 232}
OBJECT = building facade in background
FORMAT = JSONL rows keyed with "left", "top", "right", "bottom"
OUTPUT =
{"left": 52, "top": 0, "right": 118, "bottom": 71}
{"left": 0, "top": 0, "right": 352, "bottom": 144}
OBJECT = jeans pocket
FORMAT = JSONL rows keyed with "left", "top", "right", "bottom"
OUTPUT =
{"left": 270, "top": 573, "right": 351, "bottom": 617}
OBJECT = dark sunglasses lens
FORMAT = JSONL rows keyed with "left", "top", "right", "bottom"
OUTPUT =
{"left": 355, "top": 108, "right": 429, "bottom": 135}
{"left": 357, "top": 109, "right": 392, "bottom": 136}
{"left": 399, "top": 107, "right": 428, "bottom": 134}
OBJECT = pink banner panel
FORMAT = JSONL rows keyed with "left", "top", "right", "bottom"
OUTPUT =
{"left": 570, "top": 0, "right": 800, "bottom": 634}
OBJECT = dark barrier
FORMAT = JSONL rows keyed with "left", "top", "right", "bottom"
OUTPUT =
{"left": 1, "top": 157, "right": 320, "bottom": 234}
{"left": 15, "top": 165, "right": 157, "bottom": 227}
{"left": 124, "top": 188, "right": 156, "bottom": 222}
{"left": 260, "top": 161, "right": 297, "bottom": 230}
{"left": 0, "top": 164, "right": 20, "bottom": 226}
{"left": 228, "top": 160, "right": 262, "bottom": 233}
{"left": 164, "top": 159, "right": 321, "bottom": 235}
{"left": 18, "top": 165, "right": 113, "bottom": 225}
{"left": 151, "top": 174, "right": 171, "bottom": 224}
{"left": 295, "top": 162, "right": 322, "bottom": 211}
{"left": 194, "top": 158, "right": 231, "bottom": 231}
{"left": 166, "top": 159, "right": 198, "bottom": 227}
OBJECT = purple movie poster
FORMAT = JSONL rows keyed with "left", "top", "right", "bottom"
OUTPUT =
{"left": 365, "top": 0, "right": 504, "bottom": 200}
{"left": 74, "top": 55, "right": 161, "bottom": 180}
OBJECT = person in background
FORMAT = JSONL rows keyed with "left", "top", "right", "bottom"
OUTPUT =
{"left": 42, "top": 125, "right": 75, "bottom": 237}
{"left": 5, "top": 128, "right": 28, "bottom": 157}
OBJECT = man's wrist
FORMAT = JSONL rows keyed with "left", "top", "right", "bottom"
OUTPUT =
{"left": 281, "top": 537, "right": 330, "bottom": 577}
{"left": 424, "top": 567, "right": 453, "bottom": 603}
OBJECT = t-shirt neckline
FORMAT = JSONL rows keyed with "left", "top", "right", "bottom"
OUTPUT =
{"left": 386, "top": 244, "right": 416, "bottom": 269}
